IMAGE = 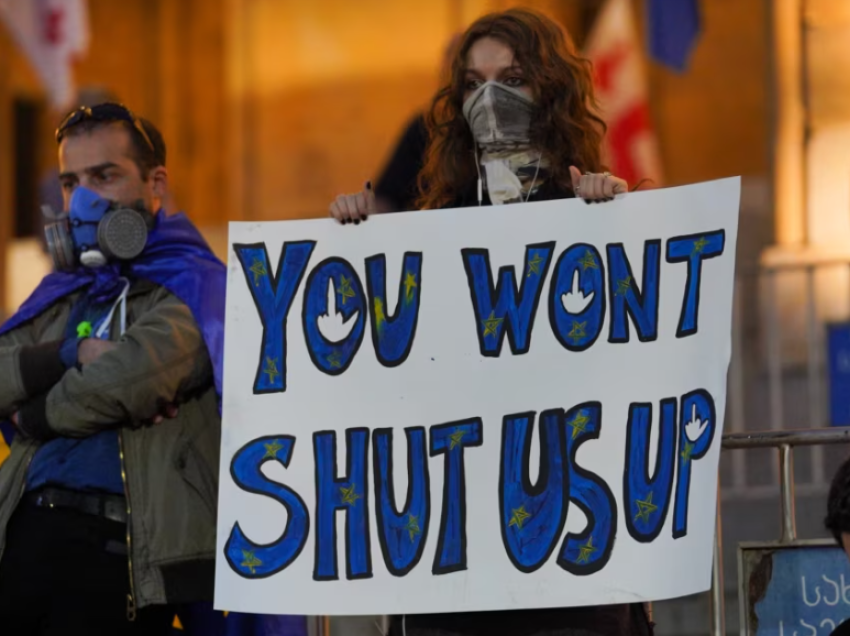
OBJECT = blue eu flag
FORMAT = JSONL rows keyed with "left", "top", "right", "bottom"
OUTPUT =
{"left": 646, "top": 0, "right": 701, "bottom": 72}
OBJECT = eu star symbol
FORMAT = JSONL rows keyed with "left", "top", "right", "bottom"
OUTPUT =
{"left": 579, "top": 250, "right": 598, "bottom": 271}
{"left": 404, "top": 271, "right": 418, "bottom": 301}
{"left": 340, "top": 484, "right": 362, "bottom": 506}
{"left": 568, "top": 410, "right": 591, "bottom": 439}
{"left": 527, "top": 252, "right": 543, "bottom": 278}
{"left": 327, "top": 350, "right": 342, "bottom": 369}
{"left": 577, "top": 537, "right": 597, "bottom": 564}
{"left": 249, "top": 258, "right": 267, "bottom": 287}
{"left": 634, "top": 491, "right": 658, "bottom": 524}
{"left": 482, "top": 311, "right": 503, "bottom": 338}
{"left": 374, "top": 297, "right": 386, "bottom": 332}
{"left": 449, "top": 428, "right": 466, "bottom": 450}
{"left": 263, "top": 440, "right": 283, "bottom": 459}
{"left": 567, "top": 321, "right": 587, "bottom": 344}
{"left": 681, "top": 442, "right": 694, "bottom": 464}
{"left": 404, "top": 513, "right": 421, "bottom": 541}
{"left": 263, "top": 357, "right": 280, "bottom": 383}
{"left": 509, "top": 506, "right": 531, "bottom": 530}
{"left": 338, "top": 276, "right": 356, "bottom": 305}
{"left": 76, "top": 321, "right": 93, "bottom": 338}
{"left": 241, "top": 550, "right": 262, "bottom": 574}
{"left": 615, "top": 276, "right": 632, "bottom": 296}
{"left": 691, "top": 236, "right": 709, "bottom": 256}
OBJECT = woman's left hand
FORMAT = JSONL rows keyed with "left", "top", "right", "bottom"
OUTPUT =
{"left": 569, "top": 166, "right": 627, "bottom": 203}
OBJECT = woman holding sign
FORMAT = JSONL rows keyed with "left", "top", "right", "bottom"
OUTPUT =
{"left": 329, "top": 8, "right": 650, "bottom": 636}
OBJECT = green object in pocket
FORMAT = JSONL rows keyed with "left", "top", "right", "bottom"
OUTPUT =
{"left": 76, "top": 321, "right": 93, "bottom": 338}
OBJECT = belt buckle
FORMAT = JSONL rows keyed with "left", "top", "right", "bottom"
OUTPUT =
{"left": 34, "top": 493, "right": 52, "bottom": 509}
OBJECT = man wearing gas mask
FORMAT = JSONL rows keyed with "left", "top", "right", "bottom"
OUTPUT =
{"left": 0, "top": 103, "right": 225, "bottom": 635}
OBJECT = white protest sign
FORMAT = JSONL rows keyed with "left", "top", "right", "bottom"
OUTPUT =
{"left": 215, "top": 178, "right": 740, "bottom": 616}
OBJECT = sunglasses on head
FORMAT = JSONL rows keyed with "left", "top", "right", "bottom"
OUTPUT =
{"left": 55, "top": 103, "right": 154, "bottom": 152}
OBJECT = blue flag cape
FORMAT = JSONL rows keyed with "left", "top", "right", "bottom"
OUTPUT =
{"left": 647, "top": 0, "right": 701, "bottom": 72}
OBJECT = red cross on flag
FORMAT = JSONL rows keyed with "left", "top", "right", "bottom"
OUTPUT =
{"left": 585, "top": 0, "right": 664, "bottom": 189}
{"left": 0, "top": 0, "right": 89, "bottom": 110}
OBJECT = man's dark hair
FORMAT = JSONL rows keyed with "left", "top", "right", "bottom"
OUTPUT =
{"left": 58, "top": 111, "right": 166, "bottom": 178}
{"left": 825, "top": 455, "right": 850, "bottom": 545}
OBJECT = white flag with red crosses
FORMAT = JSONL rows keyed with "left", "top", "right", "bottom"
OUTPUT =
{"left": 0, "top": 0, "right": 89, "bottom": 110}
{"left": 585, "top": 0, "right": 664, "bottom": 189}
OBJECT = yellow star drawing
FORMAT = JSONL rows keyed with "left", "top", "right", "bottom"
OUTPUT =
{"left": 691, "top": 236, "right": 709, "bottom": 256}
{"left": 567, "top": 321, "right": 587, "bottom": 345}
{"left": 615, "top": 276, "right": 632, "bottom": 296}
{"left": 481, "top": 311, "right": 503, "bottom": 338}
{"left": 634, "top": 491, "right": 658, "bottom": 524}
{"left": 337, "top": 276, "right": 356, "bottom": 305}
{"left": 579, "top": 251, "right": 598, "bottom": 271}
{"left": 681, "top": 442, "right": 694, "bottom": 465}
{"left": 241, "top": 550, "right": 262, "bottom": 574}
{"left": 404, "top": 513, "right": 421, "bottom": 541}
{"left": 263, "top": 357, "right": 280, "bottom": 383}
{"left": 449, "top": 428, "right": 466, "bottom": 450}
{"left": 340, "top": 484, "right": 362, "bottom": 506}
{"left": 374, "top": 297, "right": 386, "bottom": 332}
{"left": 263, "top": 440, "right": 283, "bottom": 459}
{"left": 509, "top": 505, "right": 531, "bottom": 530}
{"left": 249, "top": 258, "right": 267, "bottom": 287}
{"left": 327, "top": 350, "right": 342, "bottom": 369}
{"left": 568, "top": 410, "right": 590, "bottom": 439}
{"left": 404, "top": 271, "right": 418, "bottom": 301}
{"left": 527, "top": 252, "right": 543, "bottom": 278}
{"left": 577, "top": 537, "right": 597, "bottom": 564}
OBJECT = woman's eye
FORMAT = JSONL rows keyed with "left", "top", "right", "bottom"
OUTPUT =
{"left": 504, "top": 77, "right": 524, "bottom": 87}
{"left": 466, "top": 79, "right": 483, "bottom": 90}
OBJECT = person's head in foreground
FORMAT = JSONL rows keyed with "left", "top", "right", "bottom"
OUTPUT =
{"left": 56, "top": 102, "right": 167, "bottom": 214}
{"left": 826, "top": 455, "right": 850, "bottom": 559}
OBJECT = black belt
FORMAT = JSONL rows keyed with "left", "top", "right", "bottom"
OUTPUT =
{"left": 25, "top": 487, "right": 128, "bottom": 525}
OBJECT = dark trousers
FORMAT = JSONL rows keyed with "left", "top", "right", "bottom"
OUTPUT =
{"left": 390, "top": 603, "right": 655, "bottom": 636}
{"left": 0, "top": 501, "right": 174, "bottom": 635}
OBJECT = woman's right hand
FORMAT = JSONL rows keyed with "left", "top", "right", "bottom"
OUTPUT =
{"left": 330, "top": 181, "right": 376, "bottom": 225}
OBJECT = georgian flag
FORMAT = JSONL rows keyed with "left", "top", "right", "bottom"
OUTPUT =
{"left": 585, "top": 0, "right": 664, "bottom": 189}
{"left": 0, "top": 0, "right": 89, "bottom": 110}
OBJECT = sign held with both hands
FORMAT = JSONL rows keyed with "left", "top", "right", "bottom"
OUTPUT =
{"left": 215, "top": 178, "right": 740, "bottom": 616}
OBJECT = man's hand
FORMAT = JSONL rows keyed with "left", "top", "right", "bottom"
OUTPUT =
{"left": 151, "top": 403, "right": 179, "bottom": 425}
{"left": 78, "top": 339, "right": 119, "bottom": 366}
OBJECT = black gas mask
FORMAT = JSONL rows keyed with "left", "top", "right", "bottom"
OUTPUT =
{"left": 43, "top": 186, "right": 154, "bottom": 271}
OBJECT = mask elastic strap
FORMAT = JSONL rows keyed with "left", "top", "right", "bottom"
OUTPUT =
{"left": 524, "top": 153, "right": 543, "bottom": 204}
{"left": 474, "top": 145, "right": 483, "bottom": 206}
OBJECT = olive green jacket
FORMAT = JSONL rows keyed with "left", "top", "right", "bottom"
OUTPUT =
{"left": 0, "top": 280, "right": 220, "bottom": 611}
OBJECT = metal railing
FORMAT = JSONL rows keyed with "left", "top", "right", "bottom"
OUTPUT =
{"left": 725, "top": 258, "right": 850, "bottom": 496}
{"left": 710, "top": 427, "right": 850, "bottom": 636}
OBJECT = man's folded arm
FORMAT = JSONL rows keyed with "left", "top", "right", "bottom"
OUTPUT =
{"left": 18, "top": 291, "right": 213, "bottom": 440}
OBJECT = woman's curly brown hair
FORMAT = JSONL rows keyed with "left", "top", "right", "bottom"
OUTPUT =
{"left": 417, "top": 8, "right": 607, "bottom": 210}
